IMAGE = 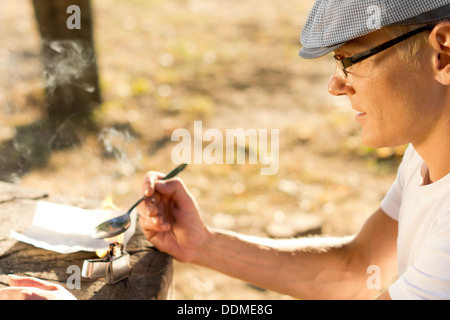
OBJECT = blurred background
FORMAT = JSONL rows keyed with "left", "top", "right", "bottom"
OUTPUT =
{"left": 0, "top": 0, "right": 405, "bottom": 299}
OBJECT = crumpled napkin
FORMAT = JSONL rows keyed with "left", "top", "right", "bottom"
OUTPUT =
{"left": 10, "top": 201, "right": 136, "bottom": 254}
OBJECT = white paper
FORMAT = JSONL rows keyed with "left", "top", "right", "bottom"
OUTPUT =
{"left": 10, "top": 201, "right": 136, "bottom": 254}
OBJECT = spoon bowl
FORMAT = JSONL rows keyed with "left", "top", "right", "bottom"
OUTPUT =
{"left": 94, "top": 211, "right": 132, "bottom": 239}
{"left": 93, "top": 163, "right": 187, "bottom": 239}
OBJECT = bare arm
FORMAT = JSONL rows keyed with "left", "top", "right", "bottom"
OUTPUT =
{"left": 139, "top": 173, "right": 398, "bottom": 300}
{"left": 193, "top": 208, "right": 398, "bottom": 299}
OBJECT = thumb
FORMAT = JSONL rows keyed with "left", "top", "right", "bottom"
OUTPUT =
{"left": 155, "top": 178, "right": 191, "bottom": 201}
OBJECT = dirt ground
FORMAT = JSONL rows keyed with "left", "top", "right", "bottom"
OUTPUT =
{"left": 0, "top": 0, "right": 403, "bottom": 299}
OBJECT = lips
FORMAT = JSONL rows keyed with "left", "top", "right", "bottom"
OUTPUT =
{"left": 355, "top": 111, "right": 368, "bottom": 122}
{"left": 351, "top": 105, "right": 366, "bottom": 117}
{"left": 351, "top": 102, "right": 368, "bottom": 122}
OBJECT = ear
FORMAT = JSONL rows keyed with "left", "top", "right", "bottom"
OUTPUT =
{"left": 428, "top": 22, "right": 450, "bottom": 85}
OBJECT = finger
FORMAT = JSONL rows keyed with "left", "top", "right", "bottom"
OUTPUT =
{"left": 139, "top": 212, "right": 170, "bottom": 232}
{"left": 139, "top": 192, "right": 165, "bottom": 217}
{"left": 154, "top": 178, "right": 196, "bottom": 209}
{"left": 0, "top": 287, "right": 55, "bottom": 300}
{"left": 142, "top": 171, "right": 165, "bottom": 197}
{"left": 7, "top": 275, "right": 58, "bottom": 291}
{"left": 139, "top": 193, "right": 172, "bottom": 232}
{"left": 138, "top": 196, "right": 158, "bottom": 217}
{"left": 0, "top": 287, "right": 29, "bottom": 300}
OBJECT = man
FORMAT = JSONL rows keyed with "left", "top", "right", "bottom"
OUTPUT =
{"left": 139, "top": 0, "right": 450, "bottom": 300}
{"left": 2, "top": 0, "right": 449, "bottom": 300}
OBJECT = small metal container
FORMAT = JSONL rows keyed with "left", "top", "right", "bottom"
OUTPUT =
{"left": 82, "top": 242, "right": 130, "bottom": 284}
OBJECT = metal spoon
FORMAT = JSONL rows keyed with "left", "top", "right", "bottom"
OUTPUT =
{"left": 93, "top": 163, "right": 187, "bottom": 239}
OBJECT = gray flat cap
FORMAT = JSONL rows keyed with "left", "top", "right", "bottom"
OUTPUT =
{"left": 300, "top": 0, "right": 450, "bottom": 59}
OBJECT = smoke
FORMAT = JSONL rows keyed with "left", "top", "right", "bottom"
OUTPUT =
{"left": 97, "top": 126, "right": 143, "bottom": 178}
{"left": 42, "top": 39, "right": 96, "bottom": 104}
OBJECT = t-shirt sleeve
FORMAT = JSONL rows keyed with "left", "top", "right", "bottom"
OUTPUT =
{"left": 380, "top": 146, "right": 415, "bottom": 221}
{"left": 389, "top": 208, "right": 450, "bottom": 300}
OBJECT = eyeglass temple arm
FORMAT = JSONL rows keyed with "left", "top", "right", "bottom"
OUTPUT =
{"left": 349, "top": 25, "right": 435, "bottom": 65}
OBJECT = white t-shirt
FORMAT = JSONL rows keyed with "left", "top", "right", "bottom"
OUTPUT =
{"left": 381, "top": 145, "right": 450, "bottom": 299}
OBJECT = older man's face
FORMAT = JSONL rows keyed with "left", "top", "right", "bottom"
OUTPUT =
{"left": 328, "top": 29, "right": 444, "bottom": 149}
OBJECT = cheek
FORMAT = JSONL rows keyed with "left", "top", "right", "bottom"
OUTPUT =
{"left": 368, "top": 58, "right": 422, "bottom": 119}
{"left": 356, "top": 52, "right": 438, "bottom": 147}
{"left": 356, "top": 87, "right": 414, "bottom": 147}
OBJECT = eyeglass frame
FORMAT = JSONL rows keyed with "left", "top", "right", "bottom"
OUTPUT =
{"left": 333, "top": 25, "right": 435, "bottom": 77}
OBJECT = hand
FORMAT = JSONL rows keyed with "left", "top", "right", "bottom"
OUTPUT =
{"left": 138, "top": 171, "right": 209, "bottom": 263}
{"left": 0, "top": 275, "right": 77, "bottom": 300}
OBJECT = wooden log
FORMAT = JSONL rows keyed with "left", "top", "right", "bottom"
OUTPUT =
{"left": 0, "top": 183, "right": 173, "bottom": 300}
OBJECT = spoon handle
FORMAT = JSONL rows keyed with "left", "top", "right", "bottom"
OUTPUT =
{"left": 162, "top": 163, "right": 187, "bottom": 180}
{"left": 128, "top": 163, "right": 188, "bottom": 213}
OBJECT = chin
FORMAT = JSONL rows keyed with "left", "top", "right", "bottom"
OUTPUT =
{"left": 361, "top": 131, "right": 403, "bottom": 149}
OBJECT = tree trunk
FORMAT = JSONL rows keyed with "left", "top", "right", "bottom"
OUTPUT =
{"left": 32, "top": 0, "right": 101, "bottom": 121}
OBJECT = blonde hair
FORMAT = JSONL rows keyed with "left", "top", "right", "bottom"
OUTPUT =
{"left": 381, "top": 24, "right": 430, "bottom": 72}
{"left": 381, "top": 19, "right": 450, "bottom": 72}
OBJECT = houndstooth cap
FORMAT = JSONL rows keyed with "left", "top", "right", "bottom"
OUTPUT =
{"left": 300, "top": 0, "right": 450, "bottom": 59}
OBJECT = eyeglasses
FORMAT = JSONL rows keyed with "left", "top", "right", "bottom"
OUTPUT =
{"left": 333, "top": 25, "right": 435, "bottom": 77}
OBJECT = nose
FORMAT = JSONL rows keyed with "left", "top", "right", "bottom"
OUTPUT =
{"left": 328, "top": 66, "right": 355, "bottom": 96}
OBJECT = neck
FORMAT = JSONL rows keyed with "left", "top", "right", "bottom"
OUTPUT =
{"left": 413, "top": 114, "right": 450, "bottom": 183}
